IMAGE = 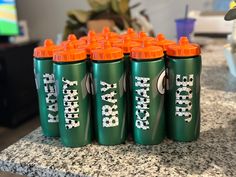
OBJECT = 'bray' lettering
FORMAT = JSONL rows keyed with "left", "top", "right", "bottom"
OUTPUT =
{"left": 100, "top": 81, "right": 119, "bottom": 127}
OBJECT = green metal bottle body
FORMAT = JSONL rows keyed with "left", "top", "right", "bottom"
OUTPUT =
{"left": 166, "top": 56, "right": 202, "bottom": 142}
{"left": 34, "top": 58, "right": 59, "bottom": 137}
{"left": 91, "top": 59, "right": 126, "bottom": 145}
{"left": 54, "top": 61, "right": 92, "bottom": 147}
{"left": 131, "top": 58, "right": 166, "bottom": 145}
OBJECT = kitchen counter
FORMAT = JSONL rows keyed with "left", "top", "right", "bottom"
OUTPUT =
{"left": 0, "top": 40, "right": 236, "bottom": 177}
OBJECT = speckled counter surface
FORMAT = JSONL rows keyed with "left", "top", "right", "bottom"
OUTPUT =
{"left": 0, "top": 40, "right": 236, "bottom": 177}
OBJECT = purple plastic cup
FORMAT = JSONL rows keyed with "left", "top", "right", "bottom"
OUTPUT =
{"left": 175, "top": 18, "right": 196, "bottom": 41}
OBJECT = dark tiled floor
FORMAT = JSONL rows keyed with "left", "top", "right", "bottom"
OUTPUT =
{"left": 0, "top": 117, "right": 40, "bottom": 177}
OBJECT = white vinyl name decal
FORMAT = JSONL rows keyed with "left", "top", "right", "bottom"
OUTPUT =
{"left": 135, "top": 76, "right": 150, "bottom": 130}
{"left": 43, "top": 73, "right": 58, "bottom": 123}
{"left": 175, "top": 74, "right": 194, "bottom": 122}
{"left": 62, "top": 78, "right": 80, "bottom": 129}
{"left": 101, "top": 81, "right": 119, "bottom": 127}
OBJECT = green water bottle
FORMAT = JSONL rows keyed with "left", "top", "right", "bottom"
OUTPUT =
{"left": 53, "top": 43, "right": 92, "bottom": 147}
{"left": 90, "top": 41, "right": 126, "bottom": 145}
{"left": 113, "top": 37, "right": 140, "bottom": 136}
{"left": 130, "top": 40, "right": 166, "bottom": 145}
{"left": 33, "top": 39, "right": 60, "bottom": 137}
{"left": 78, "top": 34, "right": 102, "bottom": 132}
{"left": 166, "top": 37, "right": 202, "bottom": 142}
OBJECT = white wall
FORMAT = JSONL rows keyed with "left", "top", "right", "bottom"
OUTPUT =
{"left": 16, "top": 0, "right": 90, "bottom": 41}
{"left": 16, "top": 0, "right": 212, "bottom": 41}
{"left": 142, "top": 0, "right": 212, "bottom": 39}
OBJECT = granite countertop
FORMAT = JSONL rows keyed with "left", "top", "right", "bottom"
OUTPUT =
{"left": 0, "top": 40, "right": 236, "bottom": 177}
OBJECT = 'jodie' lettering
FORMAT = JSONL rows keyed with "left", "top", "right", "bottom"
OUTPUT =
{"left": 175, "top": 74, "right": 194, "bottom": 122}
{"left": 100, "top": 81, "right": 119, "bottom": 127}
{"left": 62, "top": 77, "right": 80, "bottom": 129}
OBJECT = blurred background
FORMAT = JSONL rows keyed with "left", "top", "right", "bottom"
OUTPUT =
{"left": 0, "top": 0, "right": 235, "bottom": 176}
{"left": 15, "top": 0, "right": 232, "bottom": 40}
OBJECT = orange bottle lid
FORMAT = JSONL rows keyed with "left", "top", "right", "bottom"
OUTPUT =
{"left": 127, "top": 28, "right": 137, "bottom": 36}
{"left": 133, "top": 31, "right": 155, "bottom": 43}
{"left": 105, "top": 32, "right": 120, "bottom": 40}
{"left": 79, "top": 38, "right": 102, "bottom": 55}
{"left": 109, "top": 38, "right": 123, "bottom": 45}
{"left": 131, "top": 40, "right": 164, "bottom": 59}
{"left": 34, "top": 39, "right": 60, "bottom": 58}
{"left": 53, "top": 43, "right": 87, "bottom": 63}
{"left": 89, "top": 30, "right": 104, "bottom": 41}
{"left": 91, "top": 41, "right": 123, "bottom": 61}
{"left": 154, "top": 34, "right": 176, "bottom": 51}
{"left": 101, "top": 26, "right": 119, "bottom": 39}
{"left": 79, "top": 30, "right": 104, "bottom": 43}
{"left": 97, "top": 33, "right": 121, "bottom": 46}
{"left": 102, "top": 26, "right": 110, "bottom": 33}
{"left": 67, "top": 34, "right": 77, "bottom": 41}
{"left": 166, "top": 37, "right": 201, "bottom": 57}
{"left": 113, "top": 36, "right": 141, "bottom": 54}
{"left": 120, "top": 28, "right": 138, "bottom": 39}
{"left": 66, "top": 34, "right": 85, "bottom": 47}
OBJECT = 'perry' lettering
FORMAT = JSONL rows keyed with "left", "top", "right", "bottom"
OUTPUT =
{"left": 62, "top": 77, "right": 80, "bottom": 129}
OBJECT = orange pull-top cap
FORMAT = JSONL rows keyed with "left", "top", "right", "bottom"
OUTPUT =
{"left": 34, "top": 39, "right": 60, "bottom": 58}
{"left": 79, "top": 30, "right": 104, "bottom": 43}
{"left": 154, "top": 33, "right": 176, "bottom": 51}
{"left": 131, "top": 40, "right": 164, "bottom": 59}
{"left": 166, "top": 37, "right": 201, "bottom": 57}
{"left": 101, "top": 26, "right": 119, "bottom": 39}
{"left": 91, "top": 41, "right": 123, "bottom": 61}
{"left": 134, "top": 31, "right": 155, "bottom": 43}
{"left": 104, "top": 32, "right": 119, "bottom": 40}
{"left": 63, "top": 34, "right": 86, "bottom": 47}
{"left": 109, "top": 38, "right": 123, "bottom": 46}
{"left": 102, "top": 26, "right": 110, "bottom": 34}
{"left": 113, "top": 36, "right": 141, "bottom": 54}
{"left": 120, "top": 28, "right": 138, "bottom": 39}
{"left": 53, "top": 42, "right": 86, "bottom": 62}
{"left": 138, "top": 31, "right": 147, "bottom": 38}
{"left": 67, "top": 34, "right": 77, "bottom": 41}
{"left": 127, "top": 28, "right": 136, "bottom": 35}
{"left": 83, "top": 38, "right": 101, "bottom": 55}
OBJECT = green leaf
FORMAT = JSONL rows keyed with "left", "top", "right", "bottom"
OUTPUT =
{"left": 111, "top": 0, "right": 120, "bottom": 13}
{"left": 67, "top": 10, "right": 92, "bottom": 23}
{"left": 88, "top": 0, "right": 111, "bottom": 12}
{"left": 119, "top": 0, "right": 129, "bottom": 14}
